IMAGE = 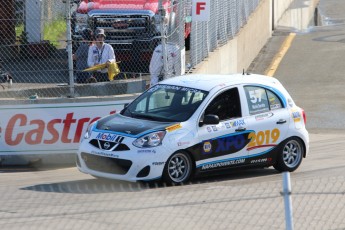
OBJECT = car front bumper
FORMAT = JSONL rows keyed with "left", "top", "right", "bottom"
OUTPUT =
{"left": 76, "top": 139, "right": 168, "bottom": 182}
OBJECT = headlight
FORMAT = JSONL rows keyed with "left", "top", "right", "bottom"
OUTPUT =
{"left": 153, "top": 14, "right": 168, "bottom": 32}
{"left": 153, "top": 15, "right": 162, "bottom": 32}
{"left": 84, "top": 122, "right": 97, "bottom": 139}
{"left": 133, "top": 131, "right": 166, "bottom": 148}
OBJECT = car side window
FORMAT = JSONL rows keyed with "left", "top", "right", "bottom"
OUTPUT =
{"left": 267, "top": 90, "right": 283, "bottom": 110}
{"left": 205, "top": 88, "right": 241, "bottom": 121}
{"left": 244, "top": 86, "right": 283, "bottom": 115}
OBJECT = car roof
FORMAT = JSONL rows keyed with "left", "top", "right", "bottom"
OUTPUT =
{"left": 160, "top": 73, "right": 283, "bottom": 91}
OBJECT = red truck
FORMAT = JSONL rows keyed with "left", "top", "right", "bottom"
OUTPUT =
{"left": 71, "top": 0, "right": 191, "bottom": 72}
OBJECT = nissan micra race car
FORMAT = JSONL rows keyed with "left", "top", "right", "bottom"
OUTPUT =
{"left": 76, "top": 74, "right": 309, "bottom": 184}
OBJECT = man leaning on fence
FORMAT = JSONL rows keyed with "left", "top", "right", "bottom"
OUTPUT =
{"left": 87, "top": 29, "right": 116, "bottom": 82}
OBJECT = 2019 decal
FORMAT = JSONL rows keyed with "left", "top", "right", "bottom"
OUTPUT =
{"left": 247, "top": 128, "right": 280, "bottom": 150}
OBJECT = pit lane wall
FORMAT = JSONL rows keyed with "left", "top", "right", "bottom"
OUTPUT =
{"left": 193, "top": 0, "right": 320, "bottom": 74}
{"left": 0, "top": 0, "right": 319, "bottom": 166}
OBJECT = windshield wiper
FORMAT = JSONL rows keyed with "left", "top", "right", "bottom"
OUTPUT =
{"left": 131, "top": 113, "right": 179, "bottom": 122}
{"left": 131, "top": 112, "right": 156, "bottom": 121}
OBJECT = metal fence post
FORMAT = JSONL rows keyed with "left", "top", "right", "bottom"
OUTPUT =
{"left": 158, "top": 0, "right": 168, "bottom": 80}
{"left": 65, "top": 0, "right": 75, "bottom": 98}
{"left": 282, "top": 171, "right": 294, "bottom": 230}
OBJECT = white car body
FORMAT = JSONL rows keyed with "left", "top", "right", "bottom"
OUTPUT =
{"left": 76, "top": 74, "right": 309, "bottom": 184}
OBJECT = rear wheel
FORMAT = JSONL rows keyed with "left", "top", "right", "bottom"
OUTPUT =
{"left": 274, "top": 137, "right": 304, "bottom": 172}
{"left": 163, "top": 151, "right": 193, "bottom": 184}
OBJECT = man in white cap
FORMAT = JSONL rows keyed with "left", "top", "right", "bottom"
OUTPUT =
{"left": 87, "top": 28, "right": 116, "bottom": 82}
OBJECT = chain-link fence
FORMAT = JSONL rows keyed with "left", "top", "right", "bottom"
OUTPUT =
{"left": 0, "top": 0, "right": 262, "bottom": 101}
{"left": 1, "top": 173, "right": 345, "bottom": 229}
{"left": 0, "top": 0, "right": 70, "bottom": 99}
{"left": 189, "top": 0, "right": 261, "bottom": 68}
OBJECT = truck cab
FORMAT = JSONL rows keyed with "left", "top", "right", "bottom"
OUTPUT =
{"left": 71, "top": 0, "right": 191, "bottom": 73}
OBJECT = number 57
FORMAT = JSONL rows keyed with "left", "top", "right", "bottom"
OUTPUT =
{"left": 249, "top": 90, "right": 262, "bottom": 103}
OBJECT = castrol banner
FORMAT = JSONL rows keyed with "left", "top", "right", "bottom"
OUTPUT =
{"left": 0, "top": 101, "right": 131, "bottom": 155}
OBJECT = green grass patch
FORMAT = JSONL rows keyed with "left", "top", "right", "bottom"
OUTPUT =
{"left": 15, "top": 24, "right": 24, "bottom": 39}
{"left": 43, "top": 18, "right": 67, "bottom": 47}
{"left": 15, "top": 19, "right": 67, "bottom": 47}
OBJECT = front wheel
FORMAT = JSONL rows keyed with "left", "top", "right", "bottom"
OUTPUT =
{"left": 274, "top": 137, "right": 304, "bottom": 172}
{"left": 163, "top": 151, "right": 193, "bottom": 185}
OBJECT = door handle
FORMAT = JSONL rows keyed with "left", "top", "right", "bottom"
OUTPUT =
{"left": 276, "top": 119, "right": 287, "bottom": 124}
{"left": 235, "top": 127, "right": 246, "bottom": 132}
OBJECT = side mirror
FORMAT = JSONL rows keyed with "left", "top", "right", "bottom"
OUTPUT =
{"left": 120, "top": 103, "right": 129, "bottom": 114}
{"left": 199, "top": 114, "right": 219, "bottom": 126}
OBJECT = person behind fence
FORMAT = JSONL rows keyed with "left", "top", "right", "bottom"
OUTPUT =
{"left": 73, "top": 28, "right": 94, "bottom": 83}
{"left": 87, "top": 29, "right": 116, "bottom": 82}
{"left": 149, "top": 42, "right": 179, "bottom": 87}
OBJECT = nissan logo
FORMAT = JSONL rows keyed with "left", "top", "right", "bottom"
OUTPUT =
{"left": 103, "top": 142, "right": 111, "bottom": 150}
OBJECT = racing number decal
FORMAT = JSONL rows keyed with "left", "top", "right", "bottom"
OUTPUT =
{"left": 247, "top": 128, "right": 280, "bottom": 150}
{"left": 249, "top": 89, "right": 262, "bottom": 103}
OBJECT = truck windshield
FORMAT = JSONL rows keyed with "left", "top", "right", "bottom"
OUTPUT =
{"left": 121, "top": 84, "right": 208, "bottom": 122}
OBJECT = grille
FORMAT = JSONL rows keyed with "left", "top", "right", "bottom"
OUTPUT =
{"left": 81, "top": 152, "right": 132, "bottom": 175}
{"left": 93, "top": 15, "right": 154, "bottom": 42}
{"left": 89, "top": 138, "right": 130, "bottom": 151}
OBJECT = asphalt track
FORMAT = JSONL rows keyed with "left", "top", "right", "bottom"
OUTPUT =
{"left": 1, "top": 1, "right": 345, "bottom": 229}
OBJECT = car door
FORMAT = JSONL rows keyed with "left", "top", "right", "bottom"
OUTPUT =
{"left": 241, "top": 85, "right": 290, "bottom": 163}
{"left": 193, "top": 87, "right": 252, "bottom": 172}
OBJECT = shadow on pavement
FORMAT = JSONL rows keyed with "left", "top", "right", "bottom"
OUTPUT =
{"left": 20, "top": 167, "right": 279, "bottom": 194}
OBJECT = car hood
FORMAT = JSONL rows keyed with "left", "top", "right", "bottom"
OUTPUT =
{"left": 96, "top": 114, "right": 176, "bottom": 136}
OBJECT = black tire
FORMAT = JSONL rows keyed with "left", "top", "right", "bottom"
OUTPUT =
{"left": 274, "top": 137, "right": 304, "bottom": 172}
{"left": 163, "top": 151, "right": 193, "bottom": 184}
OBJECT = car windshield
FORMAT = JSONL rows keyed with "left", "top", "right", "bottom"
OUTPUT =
{"left": 121, "top": 84, "right": 208, "bottom": 122}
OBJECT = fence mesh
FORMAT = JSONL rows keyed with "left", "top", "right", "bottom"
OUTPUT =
{"left": 1, "top": 172, "right": 345, "bottom": 229}
{"left": 0, "top": 0, "right": 262, "bottom": 101}
{"left": 189, "top": 0, "right": 261, "bottom": 67}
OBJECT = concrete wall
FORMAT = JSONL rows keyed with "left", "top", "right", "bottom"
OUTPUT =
{"left": 193, "top": 0, "right": 271, "bottom": 74}
{"left": 193, "top": 0, "right": 320, "bottom": 75}
{"left": 274, "top": 0, "right": 320, "bottom": 30}
{"left": 0, "top": 79, "right": 146, "bottom": 100}
{"left": 273, "top": 0, "right": 294, "bottom": 28}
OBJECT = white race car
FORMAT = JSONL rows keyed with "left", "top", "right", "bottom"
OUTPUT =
{"left": 76, "top": 74, "right": 309, "bottom": 184}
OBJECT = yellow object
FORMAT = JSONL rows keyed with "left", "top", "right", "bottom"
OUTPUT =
{"left": 265, "top": 33, "right": 296, "bottom": 77}
{"left": 166, "top": 124, "right": 182, "bottom": 132}
{"left": 83, "top": 62, "right": 122, "bottom": 81}
{"left": 107, "top": 62, "right": 121, "bottom": 81}
{"left": 83, "top": 63, "right": 107, "bottom": 72}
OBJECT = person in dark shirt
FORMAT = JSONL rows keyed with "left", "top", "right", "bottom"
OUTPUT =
{"left": 73, "top": 29, "right": 94, "bottom": 83}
